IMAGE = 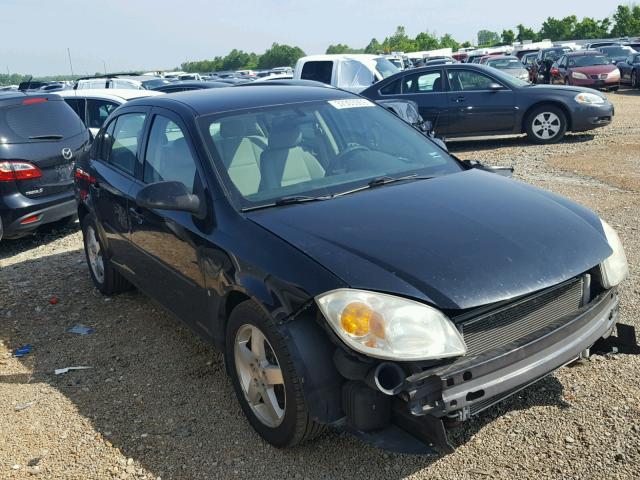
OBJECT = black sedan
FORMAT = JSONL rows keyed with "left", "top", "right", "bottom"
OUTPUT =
{"left": 152, "top": 80, "right": 230, "bottom": 93}
{"left": 74, "top": 85, "right": 628, "bottom": 452}
{"left": 617, "top": 51, "right": 640, "bottom": 88}
{"left": 360, "top": 63, "right": 614, "bottom": 144}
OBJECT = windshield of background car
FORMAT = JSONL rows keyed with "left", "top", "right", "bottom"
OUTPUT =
{"left": 482, "top": 67, "right": 530, "bottom": 87}
{"left": 569, "top": 55, "right": 611, "bottom": 67}
{"left": 199, "top": 99, "right": 461, "bottom": 208}
{"left": 601, "top": 47, "right": 635, "bottom": 57}
{"left": 374, "top": 58, "right": 400, "bottom": 78}
{"left": 0, "top": 99, "right": 85, "bottom": 143}
{"left": 487, "top": 58, "right": 524, "bottom": 69}
{"left": 543, "top": 50, "right": 565, "bottom": 61}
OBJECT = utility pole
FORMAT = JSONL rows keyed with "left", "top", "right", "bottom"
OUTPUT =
{"left": 67, "top": 48, "right": 75, "bottom": 77}
{"left": 103, "top": 60, "right": 107, "bottom": 75}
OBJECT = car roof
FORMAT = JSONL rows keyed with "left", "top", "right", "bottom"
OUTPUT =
{"left": 124, "top": 84, "right": 357, "bottom": 116}
{"left": 299, "top": 54, "right": 384, "bottom": 62}
{"left": 56, "top": 89, "right": 163, "bottom": 101}
{"left": 159, "top": 81, "right": 228, "bottom": 88}
{"left": 565, "top": 51, "right": 602, "bottom": 56}
{"left": 0, "top": 92, "right": 64, "bottom": 106}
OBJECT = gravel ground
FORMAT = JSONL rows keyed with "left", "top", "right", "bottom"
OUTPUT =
{"left": 1, "top": 88, "right": 639, "bottom": 480}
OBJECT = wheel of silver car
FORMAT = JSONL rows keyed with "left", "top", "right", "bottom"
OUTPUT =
{"left": 85, "top": 224, "right": 105, "bottom": 284}
{"left": 234, "top": 323, "right": 286, "bottom": 428}
{"left": 225, "top": 300, "right": 325, "bottom": 447}
{"left": 525, "top": 105, "right": 567, "bottom": 145}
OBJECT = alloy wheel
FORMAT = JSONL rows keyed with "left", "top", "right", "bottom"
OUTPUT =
{"left": 234, "top": 324, "right": 286, "bottom": 428}
{"left": 86, "top": 225, "right": 105, "bottom": 283}
{"left": 531, "top": 112, "right": 561, "bottom": 140}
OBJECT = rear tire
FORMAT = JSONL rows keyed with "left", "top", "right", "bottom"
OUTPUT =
{"left": 81, "top": 213, "right": 131, "bottom": 295}
{"left": 225, "top": 301, "right": 325, "bottom": 448}
{"left": 632, "top": 70, "right": 638, "bottom": 89}
{"left": 525, "top": 105, "right": 567, "bottom": 145}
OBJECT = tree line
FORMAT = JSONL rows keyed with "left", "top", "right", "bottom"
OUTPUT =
{"left": 1, "top": 4, "right": 638, "bottom": 84}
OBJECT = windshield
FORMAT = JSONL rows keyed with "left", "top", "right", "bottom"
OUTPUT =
{"left": 569, "top": 55, "right": 610, "bottom": 67}
{"left": 600, "top": 47, "right": 635, "bottom": 57}
{"left": 388, "top": 59, "right": 402, "bottom": 69}
{"left": 199, "top": 99, "right": 461, "bottom": 209}
{"left": 487, "top": 58, "right": 524, "bottom": 69}
{"left": 374, "top": 58, "right": 400, "bottom": 79}
{"left": 543, "top": 49, "right": 566, "bottom": 61}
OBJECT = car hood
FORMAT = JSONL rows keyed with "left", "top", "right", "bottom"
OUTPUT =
{"left": 247, "top": 170, "right": 612, "bottom": 311}
{"left": 525, "top": 83, "right": 608, "bottom": 98}
{"left": 571, "top": 65, "right": 617, "bottom": 74}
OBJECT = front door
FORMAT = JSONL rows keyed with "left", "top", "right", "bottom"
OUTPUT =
{"left": 398, "top": 69, "right": 450, "bottom": 134}
{"left": 445, "top": 69, "right": 516, "bottom": 136}
{"left": 127, "top": 109, "right": 211, "bottom": 335}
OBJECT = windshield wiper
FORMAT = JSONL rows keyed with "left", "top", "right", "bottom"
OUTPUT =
{"left": 29, "top": 134, "right": 63, "bottom": 140}
{"left": 334, "top": 174, "right": 434, "bottom": 198}
{"left": 241, "top": 195, "right": 330, "bottom": 212}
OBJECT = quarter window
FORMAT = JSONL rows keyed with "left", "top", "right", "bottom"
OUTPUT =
{"left": 106, "top": 113, "right": 146, "bottom": 176}
{"left": 144, "top": 115, "right": 198, "bottom": 193}
{"left": 448, "top": 70, "right": 497, "bottom": 92}
{"left": 379, "top": 79, "right": 401, "bottom": 95}
{"left": 300, "top": 61, "right": 333, "bottom": 84}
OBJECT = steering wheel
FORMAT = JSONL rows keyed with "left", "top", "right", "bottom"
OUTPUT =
{"left": 331, "top": 145, "right": 370, "bottom": 172}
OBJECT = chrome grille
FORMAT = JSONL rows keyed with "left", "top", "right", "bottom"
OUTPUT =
{"left": 461, "top": 278, "right": 584, "bottom": 357}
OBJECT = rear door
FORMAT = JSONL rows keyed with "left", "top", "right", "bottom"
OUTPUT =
{"left": 127, "top": 108, "right": 210, "bottom": 334}
{"left": 397, "top": 69, "right": 449, "bottom": 134}
{"left": 87, "top": 107, "right": 149, "bottom": 265}
{"left": 0, "top": 97, "right": 89, "bottom": 200}
{"left": 445, "top": 68, "right": 517, "bottom": 136}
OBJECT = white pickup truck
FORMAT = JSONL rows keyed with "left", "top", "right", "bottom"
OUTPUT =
{"left": 293, "top": 54, "right": 399, "bottom": 92}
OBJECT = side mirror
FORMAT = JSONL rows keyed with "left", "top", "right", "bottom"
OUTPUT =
{"left": 488, "top": 82, "right": 503, "bottom": 91}
{"left": 136, "top": 181, "right": 203, "bottom": 217}
{"left": 462, "top": 159, "right": 513, "bottom": 178}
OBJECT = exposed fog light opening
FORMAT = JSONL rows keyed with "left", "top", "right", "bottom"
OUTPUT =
{"left": 466, "top": 389, "right": 485, "bottom": 402}
{"left": 463, "top": 371, "right": 472, "bottom": 381}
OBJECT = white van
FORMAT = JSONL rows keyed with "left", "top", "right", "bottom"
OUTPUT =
{"left": 293, "top": 54, "right": 399, "bottom": 92}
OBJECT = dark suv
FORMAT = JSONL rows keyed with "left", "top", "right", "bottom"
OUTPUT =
{"left": 0, "top": 93, "right": 89, "bottom": 240}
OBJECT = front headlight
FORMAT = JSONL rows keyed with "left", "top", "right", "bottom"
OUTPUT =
{"left": 574, "top": 92, "right": 605, "bottom": 105}
{"left": 608, "top": 69, "right": 620, "bottom": 79}
{"left": 315, "top": 289, "right": 467, "bottom": 361}
{"left": 599, "top": 219, "right": 629, "bottom": 289}
{"left": 572, "top": 71, "right": 588, "bottom": 79}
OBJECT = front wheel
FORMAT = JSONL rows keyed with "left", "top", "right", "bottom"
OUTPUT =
{"left": 225, "top": 301, "right": 324, "bottom": 447}
{"left": 525, "top": 105, "right": 567, "bottom": 145}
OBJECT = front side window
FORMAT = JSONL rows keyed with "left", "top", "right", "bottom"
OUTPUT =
{"left": 143, "top": 115, "right": 198, "bottom": 193}
{"left": 448, "top": 70, "right": 496, "bottom": 91}
{"left": 86, "top": 99, "right": 118, "bottom": 130}
{"left": 300, "top": 61, "right": 333, "bottom": 84}
{"left": 199, "top": 99, "right": 461, "bottom": 209}
{"left": 106, "top": 113, "right": 146, "bottom": 175}
{"left": 403, "top": 71, "right": 443, "bottom": 93}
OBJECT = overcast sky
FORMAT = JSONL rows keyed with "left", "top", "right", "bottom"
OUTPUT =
{"left": 0, "top": 0, "right": 622, "bottom": 76}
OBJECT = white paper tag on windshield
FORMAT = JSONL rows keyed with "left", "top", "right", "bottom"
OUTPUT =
{"left": 328, "top": 99, "right": 375, "bottom": 109}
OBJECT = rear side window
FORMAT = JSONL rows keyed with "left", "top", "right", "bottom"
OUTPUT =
{"left": 379, "top": 79, "right": 401, "bottom": 95}
{"left": 0, "top": 100, "right": 85, "bottom": 143}
{"left": 403, "top": 71, "right": 443, "bottom": 93}
{"left": 64, "top": 98, "right": 86, "bottom": 124}
{"left": 105, "top": 113, "right": 146, "bottom": 176}
{"left": 86, "top": 99, "right": 118, "bottom": 130}
{"left": 300, "top": 61, "right": 333, "bottom": 84}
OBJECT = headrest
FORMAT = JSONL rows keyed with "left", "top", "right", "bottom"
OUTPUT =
{"left": 268, "top": 119, "right": 302, "bottom": 150}
{"left": 220, "top": 117, "right": 247, "bottom": 138}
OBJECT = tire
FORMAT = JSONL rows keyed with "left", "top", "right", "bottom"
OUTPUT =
{"left": 632, "top": 70, "right": 638, "bottom": 89}
{"left": 225, "top": 300, "right": 325, "bottom": 448}
{"left": 564, "top": 77, "right": 570, "bottom": 86}
{"left": 81, "top": 213, "right": 131, "bottom": 295}
{"left": 525, "top": 105, "right": 567, "bottom": 145}
{"left": 609, "top": 85, "right": 619, "bottom": 92}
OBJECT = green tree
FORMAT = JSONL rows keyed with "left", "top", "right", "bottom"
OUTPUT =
{"left": 460, "top": 41, "right": 472, "bottom": 49}
{"left": 257, "top": 43, "right": 306, "bottom": 69}
{"left": 364, "top": 38, "right": 382, "bottom": 54}
{"left": 501, "top": 29, "right": 515, "bottom": 45}
{"left": 414, "top": 31, "right": 439, "bottom": 51}
{"left": 325, "top": 44, "right": 363, "bottom": 54}
{"left": 516, "top": 24, "right": 537, "bottom": 42}
{"left": 477, "top": 30, "right": 500, "bottom": 47}
{"left": 610, "top": 4, "right": 640, "bottom": 37}
{"left": 439, "top": 33, "right": 460, "bottom": 51}
{"left": 539, "top": 15, "right": 577, "bottom": 40}
{"left": 573, "top": 17, "right": 612, "bottom": 39}
{"left": 382, "top": 26, "right": 416, "bottom": 53}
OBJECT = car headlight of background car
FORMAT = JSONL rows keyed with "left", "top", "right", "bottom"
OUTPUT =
{"left": 316, "top": 289, "right": 467, "bottom": 361}
{"left": 574, "top": 92, "right": 605, "bottom": 105}
{"left": 572, "top": 71, "right": 588, "bottom": 80}
{"left": 608, "top": 69, "right": 620, "bottom": 80}
{"left": 599, "top": 219, "right": 629, "bottom": 289}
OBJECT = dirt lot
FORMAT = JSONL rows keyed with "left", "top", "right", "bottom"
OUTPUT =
{"left": 1, "top": 88, "right": 639, "bottom": 480}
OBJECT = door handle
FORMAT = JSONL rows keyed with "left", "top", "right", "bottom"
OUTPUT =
{"left": 129, "top": 207, "right": 144, "bottom": 225}
{"left": 454, "top": 97, "right": 465, "bottom": 103}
